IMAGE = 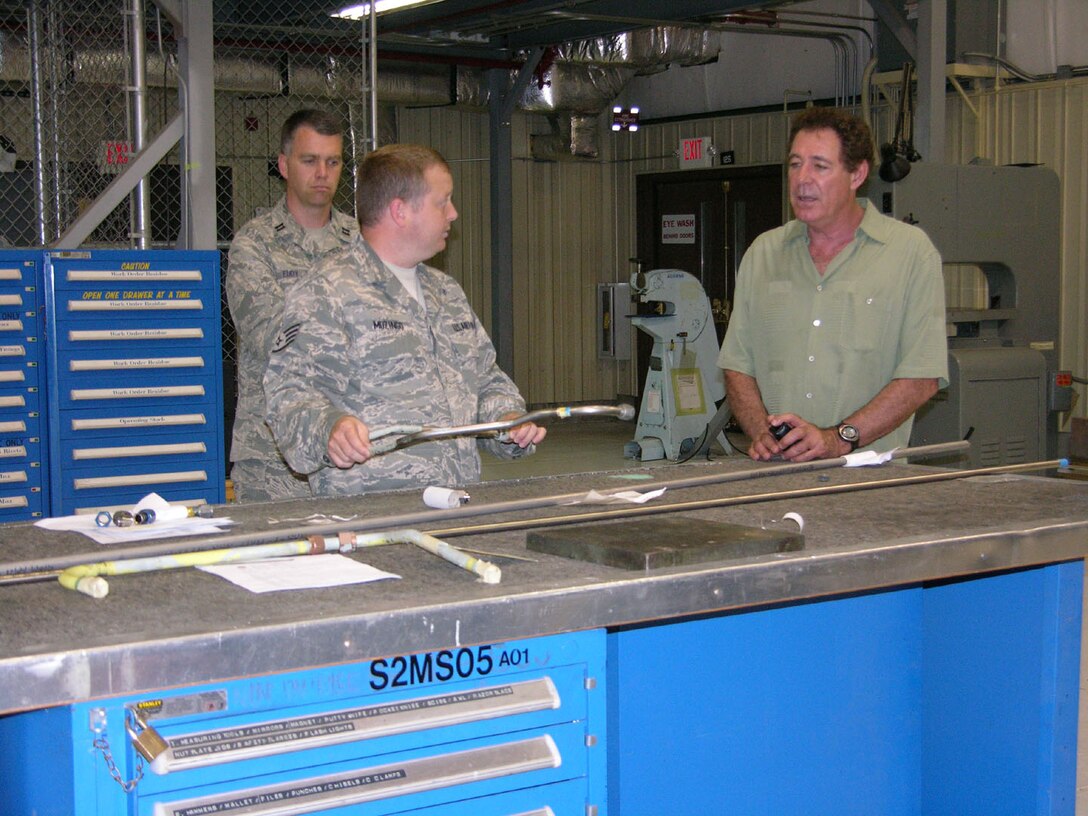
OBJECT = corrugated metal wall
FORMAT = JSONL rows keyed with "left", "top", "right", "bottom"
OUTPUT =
{"left": 400, "top": 76, "right": 1088, "bottom": 418}
{"left": 400, "top": 106, "right": 624, "bottom": 405}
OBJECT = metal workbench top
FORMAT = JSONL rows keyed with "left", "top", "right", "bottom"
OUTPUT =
{"left": 2, "top": 458, "right": 1087, "bottom": 714}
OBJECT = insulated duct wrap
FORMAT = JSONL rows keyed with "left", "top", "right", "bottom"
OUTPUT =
{"left": 290, "top": 58, "right": 459, "bottom": 104}
{"left": 530, "top": 113, "right": 601, "bottom": 160}
{"left": 550, "top": 27, "right": 720, "bottom": 73}
{"left": 518, "top": 62, "right": 634, "bottom": 114}
{"left": 72, "top": 48, "right": 282, "bottom": 93}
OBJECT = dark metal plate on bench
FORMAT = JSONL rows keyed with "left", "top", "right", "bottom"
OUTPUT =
{"left": 526, "top": 516, "right": 803, "bottom": 570}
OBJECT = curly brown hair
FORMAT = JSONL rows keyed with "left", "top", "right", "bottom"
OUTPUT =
{"left": 788, "top": 107, "right": 874, "bottom": 173}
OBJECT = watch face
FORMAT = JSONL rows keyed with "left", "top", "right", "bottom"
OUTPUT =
{"left": 839, "top": 424, "right": 859, "bottom": 442}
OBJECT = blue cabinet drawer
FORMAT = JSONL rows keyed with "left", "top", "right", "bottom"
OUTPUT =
{"left": 57, "top": 321, "right": 216, "bottom": 351}
{"left": 0, "top": 256, "right": 39, "bottom": 287}
{"left": 0, "top": 413, "right": 42, "bottom": 438}
{"left": 58, "top": 405, "right": 215, "bottom": 441}
{"left": 49, "top": 255, "right": 216, "bottom": 293}
{"left": 56, "top": 351, "right": 216, "bottom": 386}
{"left": 54, "top": 293, "right": 217, "bottom": 323}
{"left": 0, "top": 365, "right": 42, "bottom": 389}
{"left": 141, "top": 727, "right": 585, "bottom": 816}
{"left": 0, "top": 387, "right": 44, "bottom": 415}
{"left": 56, "top": 379, "right": 215, "bottom": 411}
{"left": 59, "top": 459, "right": 217, "bottom": 500}
{"left": 58, "top": 429, "right": 217, "bottom": 469}
{"left": 0, "top": 434, "right": 44, "bottom": 465}
{"left": 0, "top": 486, "right": 45, "bottom": 518}
{"left": 0, "top": 460, "right": 43, "bottom": 488}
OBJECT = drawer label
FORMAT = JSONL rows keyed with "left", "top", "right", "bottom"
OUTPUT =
{"left": 67, "top": 268, "right": 203, "bottom": 281}
{"left": 68, "top": 327, "right": 204, "bottom": 342}
{"left": 70, "top": 356, "right": 204, "bottom": 371}
{"left": 68, "top": 297, "right": 202, "bottom": 311}
{"left": 70, "top": 385, "right": 206, "bottom": 400}
{"left": 71, "top": 413, "right": 206, "bottom": 431}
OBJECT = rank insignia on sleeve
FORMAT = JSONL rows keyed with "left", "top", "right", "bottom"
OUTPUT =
{"left": 271, "top": 322, "right": 301, "bottom": 353}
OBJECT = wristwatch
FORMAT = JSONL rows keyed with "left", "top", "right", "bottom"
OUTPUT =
{"left": 837, "top": 423, "right": 860, "bottom": 452}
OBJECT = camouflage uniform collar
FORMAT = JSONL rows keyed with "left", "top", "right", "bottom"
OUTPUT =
{"left": 357, "top": 237, "right": 441, "bottom": 310}
{"left": 271, "top": 195, "right": 355, "bottom": 244}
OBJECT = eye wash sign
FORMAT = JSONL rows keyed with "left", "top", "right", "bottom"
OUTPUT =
{"left": 662, "top": 214, "right": 695, "bottom": 245}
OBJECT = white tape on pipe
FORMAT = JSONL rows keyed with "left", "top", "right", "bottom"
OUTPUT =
{"left": 151, "top": 504, "right": 190, "bottom": 522}
{"left": 423, "top": 486, "right": 470, "bottom": 509}
{"left": 781, "top": 512, "right": 804, "bottom": 532}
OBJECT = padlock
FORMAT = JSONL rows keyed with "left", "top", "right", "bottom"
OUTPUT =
{"left": 125, "top": 711, "right": 168, "bottom": 762}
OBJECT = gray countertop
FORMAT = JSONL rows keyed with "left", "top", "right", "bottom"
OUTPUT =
{"left": 2, "top": 458, "right": 1087, "bottom": 714}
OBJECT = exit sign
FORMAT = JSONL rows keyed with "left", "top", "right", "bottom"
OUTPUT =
{"left": 679, "top": 137, "right": 713, "bottom": 168}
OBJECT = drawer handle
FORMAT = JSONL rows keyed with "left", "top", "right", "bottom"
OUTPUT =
{"left": 153, "top": 735, "right": 560, "bottom": 816}
{"left": 70, "top": 385, "right": 206, "bottom": 401}
{"left": 67, "top": 298, "right": 203, "bottom": 311}
{"left": 68, "top": 328, "right": 205, "bottom": 342}
{"left": 71, "top": 414, "right": 207, "bottom": 431}
{"left": 153, "top": 676, "right": 561, "bottom": 774}
{"left": 73, "top": 470, "right": 207, "bottom": 490}
{"left": 73, "top": 442, "right": 206, "bottom": 460}
{"left": 66, "top": 269, "right": 203, "bottom": 282}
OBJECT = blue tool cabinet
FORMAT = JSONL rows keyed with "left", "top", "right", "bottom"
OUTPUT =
{"left": 0, "top": 629, "right": 606, "bottom": 816}
{"left": 0, "top": 250, "right": 47, "bottom": 520}
{"left": 42, "top": 250, "right": 225, "bottom": 514}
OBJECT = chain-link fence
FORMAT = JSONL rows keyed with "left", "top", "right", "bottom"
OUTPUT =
{"left": 0, "top": 0, "right": 384, "bottom": 460}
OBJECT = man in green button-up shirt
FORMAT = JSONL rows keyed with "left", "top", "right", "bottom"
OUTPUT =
{"left": 718, "top": 107, "right": 948, "bottom": 462}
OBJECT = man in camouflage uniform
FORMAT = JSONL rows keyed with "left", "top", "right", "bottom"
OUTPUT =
{"left": 264, "top": 144, "right": 544, "bottom": 497}
{"left": 226, "top": 109, "right": 358, "bottom": 502}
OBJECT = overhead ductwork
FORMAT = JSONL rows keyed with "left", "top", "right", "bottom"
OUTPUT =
{"left": 72, "top": 48, "right": 283, "bottom": 93}
{"left": 0, "top": 21, "right": 725, "bottom": 158}
{"left": 518, "top": 27, "right": 721, "bottom": 157}
{"left": 548, "top": 26, "right": 719, "bottom": 74}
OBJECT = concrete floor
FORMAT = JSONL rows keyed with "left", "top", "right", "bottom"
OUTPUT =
{"left": 483, "top": 417, "right": 1088, "bottom": 812}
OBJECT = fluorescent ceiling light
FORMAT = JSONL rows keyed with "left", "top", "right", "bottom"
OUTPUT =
{"left": 333, "top": 0, "right": 439, "bottom": 18}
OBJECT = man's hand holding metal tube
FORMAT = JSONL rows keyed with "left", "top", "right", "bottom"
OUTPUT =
{"left": 326, "top": 412, "right": 546, "bottom": 469}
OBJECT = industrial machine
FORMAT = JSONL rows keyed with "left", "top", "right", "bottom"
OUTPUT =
{"left": 623, "top": 268, "right": 728, "bottom": 461}
{"left": 868, "top": 163, "right": 1073, "bottom": 467}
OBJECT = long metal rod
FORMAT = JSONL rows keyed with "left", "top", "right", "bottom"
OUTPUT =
{"left": 428, "top": 458, "right": 1069, "bottom": 539}
{"left": 27, "top": 2, "right": 50, "bottom": 245}
{"left": 379, "top": 404, "right": 635, "bottom": 450}
{"left": 58, "top": 529, "right": 499, "bottom": 598}
{"left": 127, "top": 0, "right": 151, "bottom": 249}
{"left": 0, "top": 441, "right": 968, "bottom": 580}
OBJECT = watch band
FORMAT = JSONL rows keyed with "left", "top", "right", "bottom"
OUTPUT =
{"left": 837, "top": 423, "right": 860, "bottom": 452}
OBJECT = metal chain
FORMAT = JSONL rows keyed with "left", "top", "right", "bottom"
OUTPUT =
{"left": 93, "top": 734, "right": 144, "bottom": 793}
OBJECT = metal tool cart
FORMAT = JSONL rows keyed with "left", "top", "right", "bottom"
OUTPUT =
{"left": 1, "top": 454, "right": 1087, "bottom": 814}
